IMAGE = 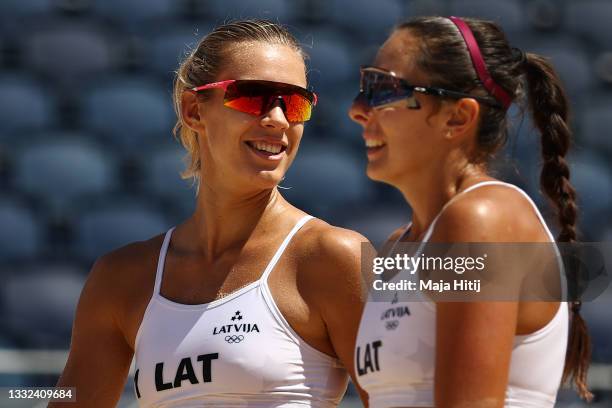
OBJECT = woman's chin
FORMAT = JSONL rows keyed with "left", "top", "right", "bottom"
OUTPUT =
{"left": 366, "top": 162, "right": 390, "bottom": 183}
{"left": 250, "top": 169, "right": 286, "bottom": 190}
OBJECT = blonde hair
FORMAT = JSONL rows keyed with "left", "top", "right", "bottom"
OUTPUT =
{"left": 172, "top": 19, "right": 305, "bottom": 184}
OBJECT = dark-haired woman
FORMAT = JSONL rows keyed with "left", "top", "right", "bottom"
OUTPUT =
{"left": 350, "top": 16, "right": 590, "bottom": 408}
{"left": 51, "top": 20, "right": 368, "bottom": 407}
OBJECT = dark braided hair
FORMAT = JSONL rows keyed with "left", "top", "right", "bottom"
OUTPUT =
{"left": 524, "top": 53, "right": 591, "bottom": 400}
{"left": 396, "top": 16, "right": 591, "bottom": 401}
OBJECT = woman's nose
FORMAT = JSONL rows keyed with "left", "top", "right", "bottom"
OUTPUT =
{"left": 348, "top": 93, "right": 371, "bottom": 127}
{"left": 261, "top": 98, "right": 290, "bottom": 130}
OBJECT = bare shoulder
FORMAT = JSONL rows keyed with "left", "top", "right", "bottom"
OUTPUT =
{"left": 297, "top": 218, "right": 370, "bottom": 266}
{"left": 89, "top": 236, "right": 163, "bottom": 295}
{"left": 292, "top": 218, "right": 371, "bottom": 297}
{"left": 82, "top": 235, "right": 165, "bottom": 333}
{"left": 53, "top": 236, "right": 165, "bottom": 407}
{"left": 432, "top": 183, "right": 549, "bottom": 242}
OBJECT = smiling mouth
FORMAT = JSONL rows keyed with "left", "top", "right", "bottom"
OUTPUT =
{"left": 365, "top": 139, "right": 386, "bottom": 151}
{"left": 245, "top": 141, "right": 287, "bottom": 156}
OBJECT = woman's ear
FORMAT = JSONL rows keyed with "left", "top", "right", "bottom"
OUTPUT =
{"left": 181, "top": 90, "right": 206, "bottom": 134}
{"left": 445, "top": 97, "right": 480, "bottom": 140}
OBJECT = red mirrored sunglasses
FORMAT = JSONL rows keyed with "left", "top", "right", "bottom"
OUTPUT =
{"left": 192, "top": 79, "right": 318, "bottom": 122}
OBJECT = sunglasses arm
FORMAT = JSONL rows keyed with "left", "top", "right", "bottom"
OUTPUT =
{"left": 414, "top": 86, "right": 502, "bottom": 108}
{"left": 191, "top": 79, "right": 236, "bottom": 93}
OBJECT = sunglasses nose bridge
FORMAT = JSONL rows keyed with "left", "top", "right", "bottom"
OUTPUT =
{"left": 261, "top": 96, "right": 291, "bottom": 125}
{"left": 270, "top": 95, "right": 287, "bottom": 111}
{"left": 263, "top": 95, "right": 288, "bottom": 116}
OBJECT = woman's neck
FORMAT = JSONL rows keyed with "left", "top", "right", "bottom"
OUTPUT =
{"left": 396, "top": 160, "right": 488, "bottom": 239}
{"left": 188, "top": 184, "right": 291, "bottom": 259}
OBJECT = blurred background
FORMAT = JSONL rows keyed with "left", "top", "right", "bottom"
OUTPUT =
{"left": 0, "top": 0, "right": 611, "bottom": 406}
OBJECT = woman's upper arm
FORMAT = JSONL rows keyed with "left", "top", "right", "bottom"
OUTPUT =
{"left": 306, "top": 227, "right": 372, "bottom": 405}
{"left": 431, "top": 189, "right": 543, "bottom": 408}
{"left": 435, "top": 301, "right": 518, "bottom": 408}
{"left": 433, "top": 204, "right": 519, "bottom": 408}
{"left": 50, "top": 255, "right": 134, "bottom": 408}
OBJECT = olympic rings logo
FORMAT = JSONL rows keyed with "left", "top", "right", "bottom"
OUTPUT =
{"left": 225, "top": 335, "right": 245, "bottom": 344}
{"left": 385, "top": 320, "right": 399, "bottom": 330}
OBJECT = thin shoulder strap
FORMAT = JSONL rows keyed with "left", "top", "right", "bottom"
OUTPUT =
{"left": 423, "top": 180, "right": 556, "bottom": 243}
{"left": 260, "top": 215, "right": 314, "bottom": 282}
{"left": 154, "top": 227, "right": 176, "bottom": 295}
{"left": 420, "top": 180, "right": 505, "bottom": 243}
{"left": 386, "top": 222, "right": 413, "bottom": 256}
{"left": 429, "top": 180, "right": 566, "bottom": 297}
{"left": 439, "top": 180, "right": 509, "bottom": 214}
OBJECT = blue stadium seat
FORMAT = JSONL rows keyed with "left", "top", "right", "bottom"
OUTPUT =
{"left": 448, "top": 0, "right": 526, "bottom": 34}
{"left": 340, "top": 205, "right": 411, "bottom": 247}
{"left": 0, "top": 198, "right": 42, "bottom": 261}
{"left": 81, "top": 76, "right": 175, "bottom": 148}
{"left": 595, "top": 52, "right": 612, "bottom": 84}
{"left": 526, "top": 0, "right": 563, "bottom": 31}
{"left": 0, "top": 333, "right": 30, "bottom": 386}
{"left": 579, "top": 96, "right": 612, "bottom": 155}
{"left": 282, "top": 141, "right": 373, "bottom": 219}
{"left": 75, "top": 201, "right": 170, "bottom": 261}
{"left": 205, "top": 0, "right": 296, "bottom": 23}
{"left": 566, "top": 0, "right": 612, "bottom": 49}
{"left": 23, "top": 20, "right": 115, "bottom": 83}
{"left": 603, "top": 224, "right": 612, "bottom": 243}
{"left": 0, "top": 75, "right": 54, "bottom": 134}
{"left": 568, "top": 152, "right": 612, "bottom": 239}
{"left": 91, "top": 0, "right": 183, "bottom": 31}
{"left": 499, "top": 125, "right": 612, "bottom": 240}
{"left": 13, "top": 134, "right": 116, "bottom": 210}
{"left": 0, "top": 0, "right": 55, "bottom": 21}
{"left": 555, "top": 389, "right": 593, "bottom": 406}
{"left": 482, "top": 107, "right": 542, "bottom": 202}
{"left": 582, "top": 293, "right": 612, "bottom": 363}
{"left": 311, "top": 86, "right": 363, "bottom": 148}
{"left": 405, "top": 0, "right": 448, "bottom": 17}
{"left": 147, "top": 24, "right": 213, "bottom": 78}
{"left": 142, "top": 145, "right": 196, "bottom": 217}
{"left": 304, "top": 30, "right": 356, "bottom": 91}
{"left": 525, "top": 41, "right": 594, "bottom": 102}
{"left": 327, "top": 0, "right": 403, "bottom": 43}
{"left": 2, "top": 267, "right": 86, "bottom": 348}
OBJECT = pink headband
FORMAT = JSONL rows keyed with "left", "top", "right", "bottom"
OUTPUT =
{"left": 448, "top": 16, "right": 512, "bottom": 109}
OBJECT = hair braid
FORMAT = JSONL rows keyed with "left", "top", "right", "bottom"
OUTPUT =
{"left": 524, "top": 52, "right": 592, "bottom": 402}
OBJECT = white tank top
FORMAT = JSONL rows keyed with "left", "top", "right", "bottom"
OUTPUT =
{"left": 354, "top": 181, "right": 569, "bottom": 408}
{"left": 133, "top": 215, "right": 349, "bottom": 407}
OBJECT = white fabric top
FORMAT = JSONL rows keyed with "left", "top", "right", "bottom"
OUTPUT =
{"left": 354, "top": 181, "right": 569, "bottom": 407}
{"left": 133, "top": 215, "right": 349, "bottom": 407}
